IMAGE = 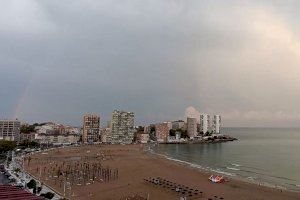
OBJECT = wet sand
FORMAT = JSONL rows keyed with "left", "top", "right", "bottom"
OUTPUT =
{"left": 25, "top": 144, "right": 300, "bottom": 200}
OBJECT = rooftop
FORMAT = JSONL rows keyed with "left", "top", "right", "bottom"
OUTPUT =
{"left": 0, "top": 185, "right": 43, "bottom": 200}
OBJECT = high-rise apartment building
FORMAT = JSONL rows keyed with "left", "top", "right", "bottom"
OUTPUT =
{"left": 200, "top": 114, "right": 210, "bottom": 134}
{"left": 213, "top": 115, "right": 221, "bottom": 134}
{"left": 82, "top": 114, "right": 100, "bottom": 143}
{"left": 108, "top": 110, "right": 134, "bottom": 144}
{"left": 187, "top": 117, "right": 197, "bottom": 138}
{"left": 0, "top": 119, "right": 20, "bottom": 141}
{"left": 155, "top": 122, "right": 170, "bottom": 143}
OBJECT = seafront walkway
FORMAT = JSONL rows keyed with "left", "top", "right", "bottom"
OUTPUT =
{"left": 8, "top": 150, "right": 63, "bottom": 200}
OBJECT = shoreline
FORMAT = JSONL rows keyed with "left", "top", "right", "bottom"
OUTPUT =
{"left": 158, "top": 135, "right": 238, "bottom": 144}
{"left": 24, "top": 144, "right": 300, "bottom": 200}
{"left": 147, "top": 146, "right": 300, "bottom": 194}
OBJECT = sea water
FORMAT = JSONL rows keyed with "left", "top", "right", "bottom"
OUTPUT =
{"left": 152, "top": 128, "right": 300, "bottom": 192}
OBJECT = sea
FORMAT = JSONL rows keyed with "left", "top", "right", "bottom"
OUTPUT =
{"left": 152, "top": 127, "right": 300, "bottom": 192}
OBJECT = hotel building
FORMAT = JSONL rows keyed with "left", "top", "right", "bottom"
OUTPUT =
{"left": 82, "top": 114, "right": 100, "bottom": 143}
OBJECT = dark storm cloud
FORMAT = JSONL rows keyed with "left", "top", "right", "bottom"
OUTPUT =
{"left": 1, "top": 0, "right": 300, "bottom": 127}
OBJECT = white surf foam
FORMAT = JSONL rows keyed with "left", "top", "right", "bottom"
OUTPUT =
{"left": 231, "top": 163, "right": 241, "bottom": 167}
{"left": 226, "top": 167, "right": 240, "bottom": 171}
{"left": 212, "top": 169, "right": 235, "bottom": 176}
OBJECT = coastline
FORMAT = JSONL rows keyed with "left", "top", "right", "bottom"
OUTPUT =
{"left": 147, "top": 144, "right": 300, "bottom": 193}
{"left": 24, "top": 144, "right": 300, "bottom": 200}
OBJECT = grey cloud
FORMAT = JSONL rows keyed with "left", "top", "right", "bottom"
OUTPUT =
{"left": 1, "top": 0, "right": 300, "bottom": 127}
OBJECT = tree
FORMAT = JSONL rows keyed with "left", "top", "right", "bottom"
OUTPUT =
{"left": 37, "top": 186, "right": 42, "bottom": 194}
{"left": 180, "top": 130, "right": 188, "bottom": 138}
{"left": 205, "top": 131, "right": 211, "bottom": 136}
{"left": 27, "top": 179, "right": 37, "bottom": 189}
{"left": 20, "top": 125, "right": 35, "bottom": 133}
{"left": 169, "top": 129, "right": 176, "bottom": 136}
{"left": 149, "top": 126, "right": 156, "bottom": 141}
{"left": 18, "top": 140, "right": 39, "bottom": 149}
{"left": 0, "top": 141, "right": 16, "bottom": 153}
{"left": 136, "top": 126, "right": 144, "bottom": 132}
{"left": 40, "top": 192, "right": 54, "bottom": 199}
{"left": 150, "top": 126, "right": 155, "bottom": 133}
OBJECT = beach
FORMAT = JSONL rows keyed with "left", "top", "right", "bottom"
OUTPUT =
{"left": 25, "top": 144, "right": 300, "bottom": 200}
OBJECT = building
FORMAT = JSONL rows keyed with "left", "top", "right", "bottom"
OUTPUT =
{"left": 172, "top": 120, "right": 185, "bottom": 130}
{"left": 207, "top": 115, "right": 213, "bottom": 133}
{"left": 100, "top": 128, "right": 111, "bottom": 143}
{"left": 136, "top": 132, "right": 149, "bottom": 144}
{"left": 19, "top": 132, "right": 36, "bottom": 143}
{"left": 155, "top": 122, "right": 170, "bottom": 143}
{"left": 143, "top": 126, "right": 151, "bottom": 134}
{"left": 212, "top": 115, "right": 221, "bottom": 134}
{"left": 35, "top": 124, "right": 54, "bottom": 134}
{"left": 0, "top": 119, "right": 20, "bottom": 141}
{"left": 64, "top": 126, "right": 80, "bottom": 135}
{"left": 0, "top": 185, "right": 43, "bottom": 200}
{"left": 108, "top": 110, "right": 134, "bottom": 144}
{"left": 82, "top": 114, "right": 100, "bottom": 143}
{"left": 39, "top": 133, "right": 80, "bottom": 145}
{"left": 187, "top": 117, "right": 197, "bottom": 138}
{"left": 200, "top": 114, "right": 210, "bottom": 134}
{"left": 175, "top": 132, "right": 181, "bottom": 141}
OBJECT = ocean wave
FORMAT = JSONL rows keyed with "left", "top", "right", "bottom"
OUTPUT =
{"left": 231, "top": 163, "right": 241, "bottom": 167}
{"left": 226, "top": 167, "right": 240, "bottom": 171}
{"left": 212, "top": 169, "right": 235, "bottom": 176}
{"left": 240, "top": 165, "right": 268, "bottom": 172}
{"left": 149, "top": 148, "right": 300, "bottom": 193}
{"left": 166, "top": 157, "right": 192, "bottom": 165}
{"left": 246, "top": 176, "right": 256, "bottom": 180}
{"left": 189, "top": 163, "right": 204, "bottom": 169}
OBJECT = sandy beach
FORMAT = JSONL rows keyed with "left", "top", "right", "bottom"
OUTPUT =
{"left": 25, "top": 144, "right": 300, "bottom": 200}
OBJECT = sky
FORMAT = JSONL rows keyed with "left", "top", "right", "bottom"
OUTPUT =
{"left": 1, "top": 0, "right": 300, "bottom": 127}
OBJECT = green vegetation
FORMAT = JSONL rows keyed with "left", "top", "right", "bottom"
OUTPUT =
{"left": 204, "top": 131, "right": 213, "bottom": 136}
{"left": 20, "top": 125, "right": 35, "bottom": 133}
{"left": 27, "top": 179, "right": 37, "bottom": 189}
{"left": 169, "top": 129, "right": 188, "bottom": 138}
{"left": 20, "top": 123, "right": 46, "bottom": 133}
{"left": 150, "top": 126, "right": 155, "bottom": 133}
{"left": 37, "top": 186, "right": 42, "bottom": 194}
{"left": 169, "top": 129, "right": 176, "bottom": 136}
{"left": 0, "top": 141, "right": 16, "bottom": 153}
{"left": 40, "top": 192, "right": 54, "bottom": 199}
{"left": 14, "top": 168, "right": 21, "bottom": 173}
{"left": 18, "top": 140, "right": 39, "bottom": 149}
{"left": 149, "top": 126, "right": 156, "bottom": 141}
{"left": 136, "top": 126, "right": 144, "bottom": 132}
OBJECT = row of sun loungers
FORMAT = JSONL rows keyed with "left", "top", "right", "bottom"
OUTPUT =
{"left": 143, "top": 177, "right": 224, "bottom": 200}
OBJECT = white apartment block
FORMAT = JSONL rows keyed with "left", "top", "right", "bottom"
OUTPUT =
{"left": 213, "top": 115, "right": 221, "bottom": 134}
{"left": 39, "top": 133, "right": 80, "bottom": 145}
{"left": 108, "top": 110, "right": 134, "bottom": 144}
{"left": 200, "top": 114, "right": 210, "bottom": 134}
{"left": 0, "top": 119, "right": 20, "bottom": 141}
